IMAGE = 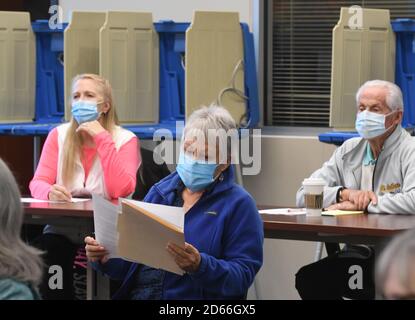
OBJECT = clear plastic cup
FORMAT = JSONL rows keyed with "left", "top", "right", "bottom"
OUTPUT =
{"left": 302, "top": 178, "right": 326, "bottom": 216}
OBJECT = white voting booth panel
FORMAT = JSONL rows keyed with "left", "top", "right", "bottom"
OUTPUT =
{"left": 64, "top": 11, "right": 106, "bottom": 121}
{"left": 64, "top": 11, "right": 159, "bottom": 124}
{"left": 330, "top": 8, "right": 395, "bottom": 130}
{"left": 185, "top": 11, "right": 246, "bottom": 124}
{"left": 100, "top": 11, "right": 159, "bottom": 124}
{"left": 0, "top": 11, "right": 35, "bottom": 123}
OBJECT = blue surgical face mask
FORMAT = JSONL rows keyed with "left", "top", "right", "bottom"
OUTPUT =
{"left": 355, "top": 110, "right": 395, "bottom": 139}
{"left": 176, "top": 152, "right": 218, "bottom": 192}
{"left": 71, "top": 100, "right": 102, "bottom": 125}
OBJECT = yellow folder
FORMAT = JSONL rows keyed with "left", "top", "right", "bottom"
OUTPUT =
{"left": 117, "top": 199, "right": 185, "bottom": 275}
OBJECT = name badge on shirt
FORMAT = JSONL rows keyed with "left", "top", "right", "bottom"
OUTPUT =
{"left": 379, "top": 183, "right": 401, "bottom": 195}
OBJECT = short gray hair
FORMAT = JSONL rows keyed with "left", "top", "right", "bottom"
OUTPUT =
{"left": 356, "top": 80, "right": 404, "bottom": 112}
{"left": 0, "top": 158, "right": 43, "bottom": 289}
{"left": 376, "top": 229, "right": 415, "bottom": 296}
{"left": 183, "top": 105, "right": 238, "bottom": 162}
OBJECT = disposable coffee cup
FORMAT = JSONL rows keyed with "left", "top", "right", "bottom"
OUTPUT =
{"left": 302, "top": 178, "right": 326, "bottom": 216}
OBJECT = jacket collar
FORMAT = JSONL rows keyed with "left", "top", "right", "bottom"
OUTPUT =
{"left": 378, "top": 125, "right": 407, "bottom": 159}
{"left": 342, "top": 125, "right": 407, "bottom": 186}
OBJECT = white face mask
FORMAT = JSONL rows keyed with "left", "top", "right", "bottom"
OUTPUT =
{"left": 355, "top": 110, "right": 395, "bottom": 139}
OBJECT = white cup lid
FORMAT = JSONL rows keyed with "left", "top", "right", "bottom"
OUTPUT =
{"left": 302, "top": 178, "right": 326, "bottom": 186}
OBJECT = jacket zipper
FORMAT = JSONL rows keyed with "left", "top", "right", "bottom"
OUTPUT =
{"left": 371, "top": 146, "right": 384, "bottom": 192}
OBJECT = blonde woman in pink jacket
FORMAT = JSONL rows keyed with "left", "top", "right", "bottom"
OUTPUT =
{"left": 29, "top": 74, "right": 141, "bottom": 299}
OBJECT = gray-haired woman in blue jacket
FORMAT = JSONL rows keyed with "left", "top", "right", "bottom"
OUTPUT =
{"left": 85, "top": 105, "right": 264, "bottom": 299}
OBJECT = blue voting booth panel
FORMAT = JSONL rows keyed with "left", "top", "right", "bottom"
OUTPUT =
{"left": 392, "top": 18, "right": 415, "bottom": 129}
{"left": 318, "top": 132, "right": 360, "bottom": 146}
{"left": 31, "top": 21, "right": 68, "bottom": 123}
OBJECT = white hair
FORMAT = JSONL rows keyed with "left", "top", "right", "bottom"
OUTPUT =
{"left": 356, "top": 80, "right": 404, "bottom": 112}
{"left": 0, "top": 158, "right": 43, "bottom": 289}
{"left": 183, "top": 105, "right": 238, "bottom": 162}
{"left": 376, "top": 229, "right": 415, "bottom": 297}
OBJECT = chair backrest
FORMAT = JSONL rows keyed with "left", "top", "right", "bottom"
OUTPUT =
{"left": 132, "top": 147, "right": 171, "bottom": 201}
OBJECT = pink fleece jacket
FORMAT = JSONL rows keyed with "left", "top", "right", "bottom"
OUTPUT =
{"left": 29, "top": 127, "right": 140, "bottom": 200}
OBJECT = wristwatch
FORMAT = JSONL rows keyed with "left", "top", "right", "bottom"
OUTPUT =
{"left": 336, "top": 187, "right": 347, "bottom": 203}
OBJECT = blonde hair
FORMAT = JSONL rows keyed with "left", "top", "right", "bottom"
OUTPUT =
{"left": 0, "top": 158, "right": 43, "bottom": 289}
{"left": 62, "top": 74, "right": 119, "bottom": 185}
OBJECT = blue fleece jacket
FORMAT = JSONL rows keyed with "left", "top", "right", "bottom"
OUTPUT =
{"left": 93, "top": 167, "right": 264, "bottom": 299}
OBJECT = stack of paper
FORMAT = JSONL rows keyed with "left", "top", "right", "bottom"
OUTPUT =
{"left": 92, "top": 196, "right": 185, "bottom": 275}
{"left": 118, "top": 199, "right": 185, "bottom": 275}
{"left": 259, "top": 208, "right": 306, "bottom": 216}
{"left": 92, "top": 195, "right": 120, "bottom": 259}
{"left": 21, "top": 197, "right": 90, "bottom": 204}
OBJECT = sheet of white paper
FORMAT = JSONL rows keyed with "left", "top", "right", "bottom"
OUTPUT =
{"left": 92, "top": 194, "right": 120, "bottom": 259}
{"left": 259, "top": 208, "right": 306, "bottom": 216}
{"left": 21, "top": 198, "right": 50, "bottom": 203}
{"left": 21, "top": 197, "right": 90, "bottom": 204}
{"left": 122, "top": 199, "right": 184, "bottom": 230}
{"left": 70, "top": 198, "right": 91, "bottom": 203}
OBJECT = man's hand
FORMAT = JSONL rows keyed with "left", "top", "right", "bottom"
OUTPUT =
{"left": 76, "top": 120, "right": 105, "bottom": 137}
{"left": 340, "top": 189, "right": 377, "bottom": 211}
{"left": 167, "top": 242, "right": 201, "bottom": 274}
{"left": 327, "top": 200, "right": 361, "bottom": 211}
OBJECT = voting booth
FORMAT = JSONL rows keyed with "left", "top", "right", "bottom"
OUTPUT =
{"left": 0, "top": 11, "right": 260, "bottom": 139}
{"left": 320, "top": 9, "right": 415, "bottom": 146}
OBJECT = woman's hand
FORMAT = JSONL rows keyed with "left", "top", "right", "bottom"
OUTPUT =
{"left": 48, "top": 184, "right": 72, "bottom": 202}
{"left": 76, "top": 120, "right": 105, "bottom": 137}
{"left": 167, "top": 242, "right": 201, "bottom": 273}
{"left": 85, "top": 236, "right": 109, "bottom": 263}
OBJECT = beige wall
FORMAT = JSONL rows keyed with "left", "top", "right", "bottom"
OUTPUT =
{"left": 244, "top": 135, "right": 336, "bottom": 299}
{"left": 145, "top": 135, "right": 336, "bottom": 299}
{"left": 244, "top": 135, "right": 336, "bottom": 207}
